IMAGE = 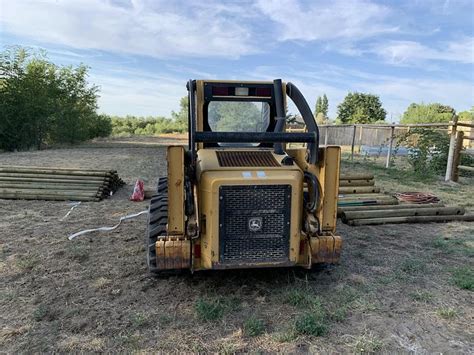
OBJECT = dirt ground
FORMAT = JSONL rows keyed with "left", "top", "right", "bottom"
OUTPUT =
{"left": 1, "top": 137, "right": 473, "bottom": 353}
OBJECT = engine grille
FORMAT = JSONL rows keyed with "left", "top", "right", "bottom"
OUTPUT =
{"left": 216, "top": 151, "right": 280, "bottom": 167}
{"left": 219, "top": 185, "right": 291, "bottom": 264}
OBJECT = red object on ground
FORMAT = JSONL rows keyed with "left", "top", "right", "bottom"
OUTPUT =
{"left": 130, "top": 180, "right": 145, "bottom": 201}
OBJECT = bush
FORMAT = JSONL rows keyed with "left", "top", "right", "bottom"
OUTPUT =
{"left": 110, "top": 115, "right": 186, "bottom": 136}
{"left": 0, "top": 46, "right": 110, "bottom": 150}
{"left": 397, "top": 128, "right": 450, "bottom": 175}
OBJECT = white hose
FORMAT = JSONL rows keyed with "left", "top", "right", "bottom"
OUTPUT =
{"left": 68, "top": 210, "right": 148, "bottom": 240}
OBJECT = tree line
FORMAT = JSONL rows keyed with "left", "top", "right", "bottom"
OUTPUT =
{"left": 2, "top": 46, "right": 472, "bottom": 152}
{"left": 0, "top": 47, "right": 111, "bottom": 151}
{"left": 314, "top": 92, "right": 473, "bottom": 125}
{"left": 111, "top": 97, "right": 188, "bottom": 136}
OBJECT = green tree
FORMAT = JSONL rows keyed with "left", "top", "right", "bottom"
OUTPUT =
{"left": 321, "top": 94, "right": 328, "bottom": 118}
{"left": 401, "top": 103, "right": 456, "bottom": 124}
{"left": 0, "top": 46, "right": 109, "bottom": 150}
{"left": 458, "top": 106, "right": 474, "bottom": 121}
{"left": 314, "top": 96, "right": 322, "bottom": 118}
{"left": 0, "top": 47, "right": 58, "bottom": 150}
{"left": 171, "top": 96, "right": 188, "bottom": 130}
{"left": 337, "top": 92, "right": 386, "bottom": 124}
{"left": 49, "top": 64, "right": 100, "bottom": 144}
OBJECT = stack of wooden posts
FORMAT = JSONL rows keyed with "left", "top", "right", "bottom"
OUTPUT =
{"left": 0, "top": 166, "right": 125, "bottom": 202}
{"left": 338, "top": 173, "right": 474, "bottom": 226}
{"left": 338, "top": 173, "right": 398, "bottom": 208}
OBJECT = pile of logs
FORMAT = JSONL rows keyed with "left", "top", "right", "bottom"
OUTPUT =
{"left": 338, "top": 173, "right": 398, "bottom": 207}
{"left": 0, "top": 166, "right": 125, "bottom": 202}
{"left": 338, "top": 173, "right": 474, "bottom": 225}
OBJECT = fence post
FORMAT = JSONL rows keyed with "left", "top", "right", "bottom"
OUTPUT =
{"left": 358, "top": 126, "right": 363, "bottom": 153}
{"left": 351, "top": 125, "right": 357, "bottom": 160}
{"left": 452, "top": 130, "right": 464, "bottom": 182}
{"left": 445, "top": 117, "right": 458, "bottom": 181}
{"left": 324, "top": 126, "right": 329, "bottom": 146}
{"left": 385, "top": 125, "right": 395, "bottom": 168}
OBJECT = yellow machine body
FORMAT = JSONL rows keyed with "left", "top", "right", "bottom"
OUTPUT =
{"left": 148, "top": 79, "right": 342, "bottom": 272}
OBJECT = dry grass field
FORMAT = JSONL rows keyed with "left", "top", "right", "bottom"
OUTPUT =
{"left": 1, "top": 137, "right": 473, "bottom": 353}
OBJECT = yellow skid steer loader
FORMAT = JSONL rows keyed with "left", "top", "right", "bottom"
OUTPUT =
{"left": 146, "top": 79, "right": 341, "bottom": 272}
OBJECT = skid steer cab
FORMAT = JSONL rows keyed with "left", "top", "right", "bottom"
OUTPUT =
{"left": 146, "top": 79, "right": 342, "bottom": 273}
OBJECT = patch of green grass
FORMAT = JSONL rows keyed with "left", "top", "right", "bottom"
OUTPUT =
{"left": 431, "top": 237, "right": 473, "bottom": 257}
{"left": 437, "top": 307, "right": 457, "bottom": 319}
{"left": 284, "top": 288, "right": 314, "bottom": 308}
{"left": 327, "top": 286, "right": 376, "bottom": 322}
{"left": 0, "top": 289, "right": 16, "bottom": 302}
{"left": 284, "top": 288, "right": 325, "bottom": 312}
{"left": 294, "top": 312, "right": 328, "bottom": 336}
{"left": 452, "top": 267, "right": 474, "bottom": 290}
{"left": 16, "top": 255, "right": 39, "bottom": 271}
{"left": 399, "top": 258, "right": 426, "bottom": 275}
{"left": 33, "top": 304, "right": 56, "bottom": 322}
{"left": 221, "top": 296, "right": 242, "bottom": 312}
{"left": 352, "top": 298, "right": 378, "bottom": 312}
{"left": 410, "top": 290, "right": 433, "bottom": 303}
{"left": 195, "top": 299, "right": 225, "bottom": 321}
{"left": 131, "top": 313, "right": 149, "bottom": 328}
{"left": 328, "top": 306, "right": 348, "bottom": 322}
{"left": 243, "top": 316, "right": 265, "bottom": 337}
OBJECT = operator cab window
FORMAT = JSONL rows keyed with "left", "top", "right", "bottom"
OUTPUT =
{"left": 208, "top": 101, "right": 270, "bottom": 146}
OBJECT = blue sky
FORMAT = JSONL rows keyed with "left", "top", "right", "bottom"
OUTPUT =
{"left": 1, "top": 0, "right": 473, "bottom": 121}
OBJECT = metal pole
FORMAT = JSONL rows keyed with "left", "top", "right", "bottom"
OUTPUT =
{"left": 445, "top": 116, "right": 458, "bottom": 181}
{"left": 351, "top": 125, "right": 357, "bottom": 160}
{"left": 385, "top": 125, "right": 395, "bottom": 168}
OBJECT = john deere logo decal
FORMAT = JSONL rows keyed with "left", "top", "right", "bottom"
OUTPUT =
{"left": 248, "top": 217, "right": 263, "bottom": 232}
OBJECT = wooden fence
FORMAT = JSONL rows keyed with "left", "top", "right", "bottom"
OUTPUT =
{"left": 447, "top": 118, "right": 474, "bottom": 182}
{"left": 289, "top": 120, "right": 473, "bottom": 181}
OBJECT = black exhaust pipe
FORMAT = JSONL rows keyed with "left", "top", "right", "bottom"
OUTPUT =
{"left": 273, "top": 79, "right": 286, "bottom": 155}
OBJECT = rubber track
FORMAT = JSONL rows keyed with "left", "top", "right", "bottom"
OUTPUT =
{"left": 146, "top": 177, "right": 168, "bottom": 272}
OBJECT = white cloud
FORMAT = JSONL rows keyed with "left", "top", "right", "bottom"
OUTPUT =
{"left": 89, "top": 69, "right": 187, "bottom": 117}
{"left": 0, "top": 0, "right": 258, "bottom": 58}
{"left": 372, "top": 37, "right": 474, "bottom": 65}
{"left": 239, "top": 63, "right": 474, "bottom": 120}
{"left": 255, "top": 0, "right": 397, "bottom": 41}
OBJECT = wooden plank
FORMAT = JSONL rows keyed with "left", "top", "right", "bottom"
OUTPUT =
{"left": 339, "top": 179, "right": 375, "bottom": 187}
{"left": 342, "top": 206, "right": 465, "bottom": 223}
{"left": 337, "top": 202, "right": 444, "bottom": 216}
{"left": 340, "top": 173, "right": 374, "bottom": 180}
{"left": 459, "top": 165, "right": 474, "bottom": 172}
{"left": 348, "top": 214, "right": 474, "bottom": 226}
{"left": 457, "top": 122, "right": 474, "bottom": 128}
{"left": 339, "top": 186, "right": 381, "bottom": 194}
{"left": 0, "top": 193, "right": 100, "bottom": 201}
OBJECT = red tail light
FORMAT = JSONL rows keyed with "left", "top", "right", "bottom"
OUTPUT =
{"left": 212, "top": 86, "right": 229, "bottom": 96}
